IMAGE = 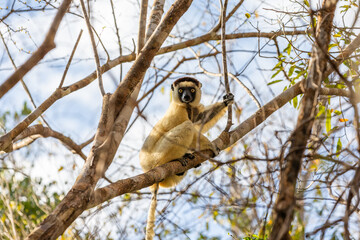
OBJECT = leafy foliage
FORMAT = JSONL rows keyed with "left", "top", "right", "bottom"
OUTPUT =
{"left": 0, "top": 168, "right": 61, "bottom": 239}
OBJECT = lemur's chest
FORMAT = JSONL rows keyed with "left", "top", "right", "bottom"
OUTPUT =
{"left": 159, "top": 104, "right": 198, "bottom": 131}
{"left": 185, "top": 105, "right": 199, "bottom": 122}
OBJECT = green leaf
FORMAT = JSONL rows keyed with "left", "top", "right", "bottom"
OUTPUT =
{"left": 245, "top": 13, "right": 251, "bottom": 18}
{"left": 271, "top": 69, "right": 282, "bottom": 79}
{"left": 326, "top": 109, "right": 331, "bottom": 133}
{"left": 304, "top": 0, "right": 310, "bottom": 7}
{"left": 267, "top": 80, "right": 283, "bottom": 85}
{"left": 272, "top": 61, "right": 283, "bottom": 71}
{"left": 316, "top": 105, "right": 325, "bottom": 118}
{"left": 328, "top": 43, "right": 338, "bottom": 51}
{"left": 293, "top": 96, "right": 298, "bottom": 108}
{"left": 335, "top": 83, "right": 346, "bottom": 89}
{"left": 21, "top": 102, "right": 31, "bottom": 116}
{"left": 336, "top": 138, "right": 342, "bottom": 157}
{"left": 293, "top": 70, "right": 307, "bottom": 80}
{"left": 334, "top": 110, "right": 342, "bottom": 115}
{"left": 283, "top": 43, "right": 291, "bottom": 55}
{"left": 288, "top": 65, "right": 295, "bottom": 77}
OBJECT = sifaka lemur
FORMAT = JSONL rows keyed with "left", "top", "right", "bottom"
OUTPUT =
{"left": 139, "top": 77, "right": 234, "bottom": 240}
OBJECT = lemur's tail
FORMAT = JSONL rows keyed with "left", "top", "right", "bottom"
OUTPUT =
{"left": 146, "top": 183, "right": 159, "bottom": 240}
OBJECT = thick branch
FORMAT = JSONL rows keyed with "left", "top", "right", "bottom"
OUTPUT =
{"left": 137, "top": 0, "right": 148, "bottom": 53}
{"left": 88, "top": 150, "right": 214, "bottom": 208}
{"left": 146, "top": 0, "right": 165, "bottom": 40}
{"left": 269, "top": 1, "right": 337, "bottom": 239}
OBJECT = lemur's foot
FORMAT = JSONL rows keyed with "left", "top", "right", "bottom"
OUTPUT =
{"left": 175, "top": 153, "right": 195, "bottom": 166}
{"left": 210, "top": 143, "right": 220, "bottom": 157}
{"left": 173, "top": 153, "right": 195, "bottom": 176}
{"left": 223, "top": 93, "right": 234, "bottom": 106}
{"left": 183, "top": 153, "right": 195, "bottom": 160}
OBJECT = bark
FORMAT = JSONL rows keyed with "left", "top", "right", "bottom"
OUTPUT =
{"left": 137, "top": 0, "right": 148, "bottom": 52}
{"left": 25, "top": 0, "right": 193, "bottom": 239}
{"left": 146, "top": 0, "right": 165, "bottom": 40}
{"left": 0, "top": 0, "right": 72, "bottom": 98}
{"left": 269, "top": 1, "right": 338, "bottom": 239}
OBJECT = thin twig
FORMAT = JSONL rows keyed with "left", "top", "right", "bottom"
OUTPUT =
{"left": 188, "top": 47, "right": 261, "bottom": 108}
{"left": 0, "top": 31, "right": 51, "bottom": 127}
{"left": 79, "top": 0, "right": 105, "bottom": 96}
{"left": 58, "top": 29, "right": 83, "bottom": 88}
{"left": 219, "top": 0, "right": 232, "bottom": 132}
{"left": 109, "top": 0, "right": 123, "bottom": 82}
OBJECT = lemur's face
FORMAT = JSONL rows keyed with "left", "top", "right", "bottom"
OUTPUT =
{"left": 171, "top": 78, "right": 202, "bottom": 106}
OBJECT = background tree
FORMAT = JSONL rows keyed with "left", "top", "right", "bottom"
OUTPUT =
{"left": 0, "top": 0, "right": 360, "bottom": 239}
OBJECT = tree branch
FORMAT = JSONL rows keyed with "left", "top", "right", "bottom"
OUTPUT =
{"left": 8, "top": 124, "right": 87, "bottom": 160}
{"left": 80, "top": 0, "right": 105, "bottom": 95}
{"left": 269, "top": 1, "right": 338, "bottom": 239}
{"left": 146, "top": 0, "right": 165, "bottom": 40}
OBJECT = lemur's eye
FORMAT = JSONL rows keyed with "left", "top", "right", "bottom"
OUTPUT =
{"left": 178, "top": 89, "right": 183, "bottom": 93}
{"left": 191, "top": 88, "right": 195, "bottom": 93}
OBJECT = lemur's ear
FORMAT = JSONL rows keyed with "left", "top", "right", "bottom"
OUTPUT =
{"left": 198, "top": 82, "right": 202, "bottom": 88}
{"left": 171, "top": 84, "right": 174, "bottom": 91}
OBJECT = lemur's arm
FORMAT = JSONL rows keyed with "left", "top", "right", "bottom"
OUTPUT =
{"left": 194, "top": 93, "right": 234, "bottom": 133}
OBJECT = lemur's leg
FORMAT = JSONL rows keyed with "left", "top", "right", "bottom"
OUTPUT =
{"left": 153, "top": 120, "right": 194, "bottom": 167}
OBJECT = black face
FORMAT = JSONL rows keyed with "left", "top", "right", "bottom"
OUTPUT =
{"left": 178, "top": 87, "right": 196, "bottom": 103}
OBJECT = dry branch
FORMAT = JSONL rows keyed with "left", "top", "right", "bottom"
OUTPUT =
{"left": 146, "top": 0, "right": 165, "bottom": 40}
{"left": 137, "top": 0, "right": 148, "bottom": 53}
{"left": 269, "top": 0, "right": 337, "bottom": 239}
{"left": 11, "top": 124, "right": 87, "bottom": 159}
{"left": 58, "top": 29, "right": 83, "bottom": 88}
{"left": 219, "top": 0, "right": 232, "bottom": 132}
{"left": 80, "top": 0, "right": 105, "bottom": 95}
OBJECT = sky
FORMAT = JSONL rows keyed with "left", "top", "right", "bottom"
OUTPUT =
{"left": 1, "top": 0, "right": 360, "bottom": 238}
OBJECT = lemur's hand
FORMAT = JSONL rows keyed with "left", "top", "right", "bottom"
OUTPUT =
{"left": 223, "top": 93, "right": 234, "bottom": 106}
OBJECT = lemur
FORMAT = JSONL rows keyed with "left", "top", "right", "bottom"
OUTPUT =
{"left": 139, "top": 77, "right": 234, "bottom": 240}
